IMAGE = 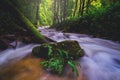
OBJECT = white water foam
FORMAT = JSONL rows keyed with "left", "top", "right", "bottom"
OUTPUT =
{"left": 0, "top": 28, "right": 120, "bottom": 80}
{"left": 0, "top": 42, "right": 39, "bottom": 65}
{"left": 40, "top": 29, "right": 120, "bottom": 80}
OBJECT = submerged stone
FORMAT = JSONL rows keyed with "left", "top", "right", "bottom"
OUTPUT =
{"left": 32, "top": 40, "right": 84, "bottom": 60}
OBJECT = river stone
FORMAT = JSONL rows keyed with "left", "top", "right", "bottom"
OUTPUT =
{"left": 0, "top": 39, "right": 8, "bottom": 50}
{"left": 32, "top": 40, "right": 84, "bottom": 60}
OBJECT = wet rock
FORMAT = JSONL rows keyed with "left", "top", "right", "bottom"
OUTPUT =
{"left": 0, "top": 39, "right": 8, "bottom": 50}
{"left": 32, "top": 40, "right": 84, "bottom": 60}
{"left": 32, "top": 40, "right": 84, "bottom": 75}
{"left": 0, "top": 35, "right": 17, "bottom": 50}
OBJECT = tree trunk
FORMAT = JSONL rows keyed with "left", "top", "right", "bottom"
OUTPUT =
{"left": 53, "top": 0, "right": 57, "bottom": 24}
{"left": 3, "top": 0, "right": 53, "bottom": 43}
{"left": 63, "top": 0, "right": 67, "bottom": 21}
{"left": 56, "top": 0, "right": 60, "bottom": 23}
{"left": 79, "top": 0, "right": 82, "bottom": 16}
{"left": 80, "top": 0, "right": 85, "bottom": 16}
{"left": 35, "top": 0, "right": 41, "bottom": 27}
{"left": 60, "top": 0, "right": 63, "bottom": 22}
{"left": 73, "top": 0, "right": 78, "bottom": 16}
{"left": 86, "top": 0, "right": 91, "bottom": 14}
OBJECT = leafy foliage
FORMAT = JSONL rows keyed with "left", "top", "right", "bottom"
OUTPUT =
{"left": 40, "top": 57, "right": 64, "bottom": 74}
{"left": 51, "top": 1, "right": 120, "bottom": 42}
{"left": 40, "top": 48, "right": 79, "bottom": 76}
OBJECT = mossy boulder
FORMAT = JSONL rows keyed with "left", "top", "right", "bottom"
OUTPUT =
{"left": 32, "top": 40, "right": 84, "bottom": 76}
{"left": 32, "top": 40, "right": 84, "bottom": 60}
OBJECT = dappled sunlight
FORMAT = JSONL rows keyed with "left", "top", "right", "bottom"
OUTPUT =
{"left": 91, "top": 1, "right": 102, "bottom": 8}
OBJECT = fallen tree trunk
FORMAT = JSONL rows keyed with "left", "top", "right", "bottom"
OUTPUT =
{"left": 1, "top": 0, "right": 53, "bottom": 43}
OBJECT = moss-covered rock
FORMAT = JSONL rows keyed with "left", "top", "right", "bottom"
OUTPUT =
{"left": 32, "top": 40, "right": 84, "bottom": 59}
{"left": 32, "top": 40, "right": 84, "bottom": 76}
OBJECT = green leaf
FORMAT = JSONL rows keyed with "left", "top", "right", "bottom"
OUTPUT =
{"left": 68, "top": 61, "right": 79, "bottom": 76}
{"left": 40, "top": 48, "right": 79, "bottom": 75}
{"left": 47, "top": 45, "right": 52, "bottom": 57}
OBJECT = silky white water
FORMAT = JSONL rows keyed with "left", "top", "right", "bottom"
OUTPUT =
{"left": 0, "top": 42, "right": 39, "bottom": 65}
{"left": 0, "top": 28, "right": 120, "bottom": 80}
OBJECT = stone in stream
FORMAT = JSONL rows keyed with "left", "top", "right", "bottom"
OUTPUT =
{"left": 32, "top": 40, "right": 84, "bottom": 76}
{"left": 32, "top": 40, "right": 84, "bottom": 60}
{"left": 0, "top": 35, "right": 16, "bottom": 50}
{"left": 0, "top": 39, "right": 8, "bottom": 50}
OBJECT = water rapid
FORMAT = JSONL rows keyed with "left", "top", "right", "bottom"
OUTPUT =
{"left": 0, "top": 42, "right": 39, "bottom": 65}
{"left": 0, "top": 28, "right": 120, "bottom": 80}
{"left": 40, "top": 28, "right": 120, "bottom": 80}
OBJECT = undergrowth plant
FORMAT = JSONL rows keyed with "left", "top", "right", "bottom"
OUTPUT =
{"left": 40, "top": 46, "right": 79, "bottom": 76}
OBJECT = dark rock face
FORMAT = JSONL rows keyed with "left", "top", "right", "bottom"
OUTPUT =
{"left": 0, "top": 40, "right": 8, "bottom": 50}
{"left": 32, "top": 40, "right": 84, "bottom": 60}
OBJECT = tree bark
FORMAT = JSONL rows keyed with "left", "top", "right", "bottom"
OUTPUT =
{"left": 53, "top": 0, "right": 57, "bottom": 24}
{"left": 35, "top": 0, "right": 41, "bottom": 27}
{"left": 60, "top": 0, "right": 63, "bottom": 22}
{"left": 86, "top": 0, "right": 91, "bottom": 14}
{"left": 63, "top": 0, "right": 67, "bottom": 21}
{"left": 81, "top": 0, "right": 85, "bottom": 16}
{"left": 73, "top": 0, "right": 78, "bottom": 16}
{"left": 56, "top": 0, "right": 60, "bottom": 23}
{"left": 79, "top": 0, "right": 82, "bottom": 16}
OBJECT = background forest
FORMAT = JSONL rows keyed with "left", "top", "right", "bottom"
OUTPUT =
{"left": 0, "top": 0, "right": 120, "bottom": 42}
{"left": 9, "top": 0, "right": 120, "bottom": 26}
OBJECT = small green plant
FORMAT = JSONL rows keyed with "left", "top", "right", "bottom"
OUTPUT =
{"left": 40, "top": 57, "right": 64, "bottom": 74}
{"left": 40, "top": 48, "right": 79, "bottom": 76}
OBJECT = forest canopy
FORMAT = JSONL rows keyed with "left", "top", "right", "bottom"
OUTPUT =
{"left": 8, "top": 0, "right": 119, "bottom": 26}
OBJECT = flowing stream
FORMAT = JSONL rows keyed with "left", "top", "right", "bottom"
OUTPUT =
{"left": 0, "top": 28, "right": 120, "bottom": 80}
